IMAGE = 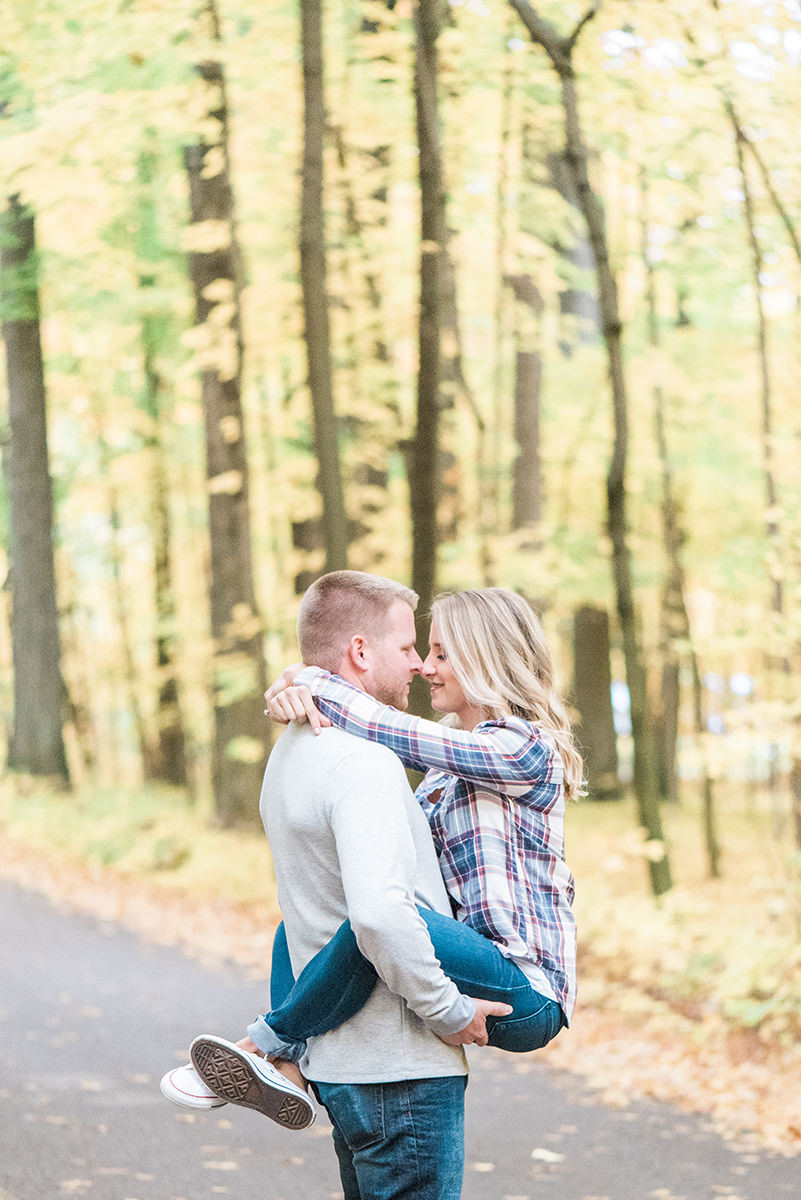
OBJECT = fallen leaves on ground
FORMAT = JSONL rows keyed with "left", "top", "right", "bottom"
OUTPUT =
{"left": 539, "top": 979, "right": 801, "bottom": 1156}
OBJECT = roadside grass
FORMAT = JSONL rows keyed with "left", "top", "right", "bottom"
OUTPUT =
{"left": 0, "top": 775, "right": 278, "bottom": 906}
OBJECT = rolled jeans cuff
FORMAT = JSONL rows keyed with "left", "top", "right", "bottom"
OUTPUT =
{"left": 246, "top": 1017, "right": 306, "bottom": 1064}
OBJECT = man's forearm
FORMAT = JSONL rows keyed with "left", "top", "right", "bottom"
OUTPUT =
{"left": 348, "top": 900, "right": 476, "bottom": 1036}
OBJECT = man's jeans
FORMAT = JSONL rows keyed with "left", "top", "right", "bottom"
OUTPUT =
{"left": 261, "top": 921, "right": 466, "bottom": 1199}
{"left": 248, "top": 910, "right": 564, "bottom": 1062}
{"left": 314, "top": 1076, "right": 466, "bottom": 1200}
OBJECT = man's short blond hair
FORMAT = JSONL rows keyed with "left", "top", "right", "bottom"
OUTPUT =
{"left": 298, "top": 571, "right": 419, "bottom": 672}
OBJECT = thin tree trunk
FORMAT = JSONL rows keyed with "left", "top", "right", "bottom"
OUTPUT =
{"left": 506, "top": 273, "right": 544, "bottom": 535}
{"left": 547, "top": 146, "right": 602, "bottom": 351}
{"left": 58, "top": 566, "right": 98, "bottom": 778}
{"left": 640, "top": 170, "right": 679, "bottom": 806}
{"left": 730, "top": 113, "right": 782, "bottom": 620}
{"left": 300, "top": 0, "right": 348, "bottom": 573}
{"left": 439, "top": 243, "right": 491, "bottom": 574}
{"left": 572, "top": 606, "right": 620, "bottom": 799}
{"left": 409, "top": 0, "right": 444, "bottom": 639}
{"left": 184, "top": 0, "right": 268, "bottom": 826}
{"left": 640, "top": 170, "right": 720, "bottom": 875}
{"left": 137, "top": 144, "right": 188, "bottom": 787}
{"left": 92, "top": 402, "right": 154, "bottom": 779}
{"left": 0, "top": 195, "right": 69, "bottom": 784}
{"left": 329, "top": 123, "right": 393, "bottom": 569}
{"left": 490, "top": 29, "right": 515, "bottom": 550}
{"left": 510, "top": 0, "right": 672, "bottom": 894}
{"left": 730, "top": 107, "right": 787, "bottom": 832}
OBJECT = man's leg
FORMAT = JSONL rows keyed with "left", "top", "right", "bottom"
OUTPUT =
{"left": 315, "top": 1077, "right": 466, "bottom": 1200}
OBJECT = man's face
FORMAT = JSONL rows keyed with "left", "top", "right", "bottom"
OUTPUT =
{"left": 363, "top": 601, "right": 423, "bottom": 709}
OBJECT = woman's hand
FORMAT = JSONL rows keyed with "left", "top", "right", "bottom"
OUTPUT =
{"left": 264, "top": 665, "right": 331, "bottom": 734}
{"left": 267, "top": 684, "right": 331, "bottom": 733}
{"left": 264, "top": 663, "right": 305, "bottom": 706}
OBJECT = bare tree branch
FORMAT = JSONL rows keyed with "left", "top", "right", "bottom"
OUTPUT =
{"left": 736, "top": 115, "right": 801, "bottom": 270}
{"left": 508, "top": 0, "right": 600, "bottom": 68}
{"left": 507, "top": 0, "right": 569, "bottom": 70}
{"left": 567, "top": 3, "right": 601, "bottom": 53}
{"left": 685, "top": 11, "right": 801, "bottom": 271}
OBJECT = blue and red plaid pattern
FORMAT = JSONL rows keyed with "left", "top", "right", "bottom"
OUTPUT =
{"left": 295, "top": 668, "right": 577, "bottom": 1022}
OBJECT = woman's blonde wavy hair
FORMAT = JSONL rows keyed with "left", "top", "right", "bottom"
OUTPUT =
{"left": 431, "top": 588, "right": 585, "bottom": 801}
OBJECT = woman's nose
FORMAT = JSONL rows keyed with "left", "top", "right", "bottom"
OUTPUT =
{"left": 421, "top": 653, "right": 436, "bottom": 677}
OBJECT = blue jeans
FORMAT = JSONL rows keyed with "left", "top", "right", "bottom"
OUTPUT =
{"left": 314, "top": 1076, "right": 466, "bottom": 1200}
{"left": 265, "top": 923, "right": 466, "bottom": 1199}
{"left": 248, "top": 910, "right": 564, "bottom": 1061}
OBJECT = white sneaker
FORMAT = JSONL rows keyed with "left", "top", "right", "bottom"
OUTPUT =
{"left": 190, "top": 1034, "right": 316, "bottom": 1130}
{"left": 160, "top": 1062, "right": 227, "bottom": 1110}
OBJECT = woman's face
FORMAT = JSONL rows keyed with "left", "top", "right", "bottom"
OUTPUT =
{"left": 421, "top": 621, "right": 482, "bottom": 728}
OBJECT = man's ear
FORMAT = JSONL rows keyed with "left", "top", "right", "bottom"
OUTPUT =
{"left": 345, "top": 635, "right": 369, "bottom": 676}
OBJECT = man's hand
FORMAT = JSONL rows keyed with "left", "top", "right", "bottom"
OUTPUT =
{"left": 264, "top": 664, "right": 331, "bottom": 734}
{"left": 437, "top": 997, "right": 513, "bottom": 1047}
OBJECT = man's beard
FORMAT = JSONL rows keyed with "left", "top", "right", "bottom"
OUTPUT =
{"left": 370, "top": 667, "right": 410, "bottom": 710}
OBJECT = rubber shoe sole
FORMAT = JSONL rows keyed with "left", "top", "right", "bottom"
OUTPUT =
{"left": 190, "top": 1036, "right": 315, "bottom": 1130}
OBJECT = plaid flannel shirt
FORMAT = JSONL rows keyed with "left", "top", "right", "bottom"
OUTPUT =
{"left": 295, "top": 667, "right": 577, "bottom": 1023}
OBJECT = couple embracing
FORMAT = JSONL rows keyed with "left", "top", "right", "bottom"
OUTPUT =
{"left": 162, "top": 570, "right": 581, "bottom": 1200}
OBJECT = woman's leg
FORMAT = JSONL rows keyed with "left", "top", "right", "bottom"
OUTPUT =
{"left": 250, "top": 910, "right": 563, "bottom": 1059}
{"left": 248, "top": 919, "right": 379, "bottom": 1059}
{"left": 417, "top": 909, "right": 564, "bottom": 1053}
{"left": 268, "top": 921, "right": 296, "bottom": 1009}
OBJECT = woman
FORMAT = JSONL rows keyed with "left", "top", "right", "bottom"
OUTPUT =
{"left": 163, "top": 588, "right": 581, "bottom": 1118}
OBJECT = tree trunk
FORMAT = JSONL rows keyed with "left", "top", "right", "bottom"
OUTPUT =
{"left": 490, "top": 29, "right": 515, "bottom": 549}
{"left": 640, "top": 167, "right": 720, "bottom": 871}
{"left": 439, "top": 242, "right": 489, "bottom": 568}
{"left": 329, "top": 123, "right": 393, "bottom": 570}
{"left": 89, "top": 399, "right": 153, "bottom": 778}
{"left": 640, "top": 169, "right": 680, "bottom": 806}
{"left": 0, "top": 195, "right": 69, "bottom": 784}
{"left": 572, "top": 606, "right": 620, "bottom": 799}
{"left": 730, "top": 111, "right": 782, "bottom": 622}
{"left": 409, "top": 0, "right": 444, "bottom": 643}
{"left": 730, "top": 104, "right": 788, "bottom": 838}
{"left": 546, "top": 147, "right": 601, "bottom": 352}
{"left": 506, "top": 273, "right": 544, "bottom": 535}
{"left": 137, "top": 143, "right": 188, "bottom": 788}
{"left": 300, "top": 0, "right": 348, "bottom": 574}
{"left": 184, "top": 1, "right": 268, "bottom": 826}
{"left": 510, "top": 0, "right": 672, "bottom": 894}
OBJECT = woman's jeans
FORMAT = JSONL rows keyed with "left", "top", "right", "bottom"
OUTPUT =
{"left": 247, "top": 908, "right": 565, "bottom": 1062}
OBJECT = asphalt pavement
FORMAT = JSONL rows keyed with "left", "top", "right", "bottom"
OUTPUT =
{"left": 0, "top": 878, "right": 798, "bottom": 1200}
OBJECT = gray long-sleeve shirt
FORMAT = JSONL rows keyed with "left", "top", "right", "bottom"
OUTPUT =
{"left": 259, "top": 722, "right": 471, "bottom": 1084}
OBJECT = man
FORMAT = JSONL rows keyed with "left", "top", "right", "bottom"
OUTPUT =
{"left": 191, "top": 571, "right": 508, "bottom": 1200}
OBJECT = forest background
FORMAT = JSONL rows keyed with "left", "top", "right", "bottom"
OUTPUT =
{"left": 1, "top": 0, "right": 800, "bottom": 1154}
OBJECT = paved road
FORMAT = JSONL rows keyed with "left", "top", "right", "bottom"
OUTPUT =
{"left": 0, "top": 879, "right": 798, "bottom": 1200}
